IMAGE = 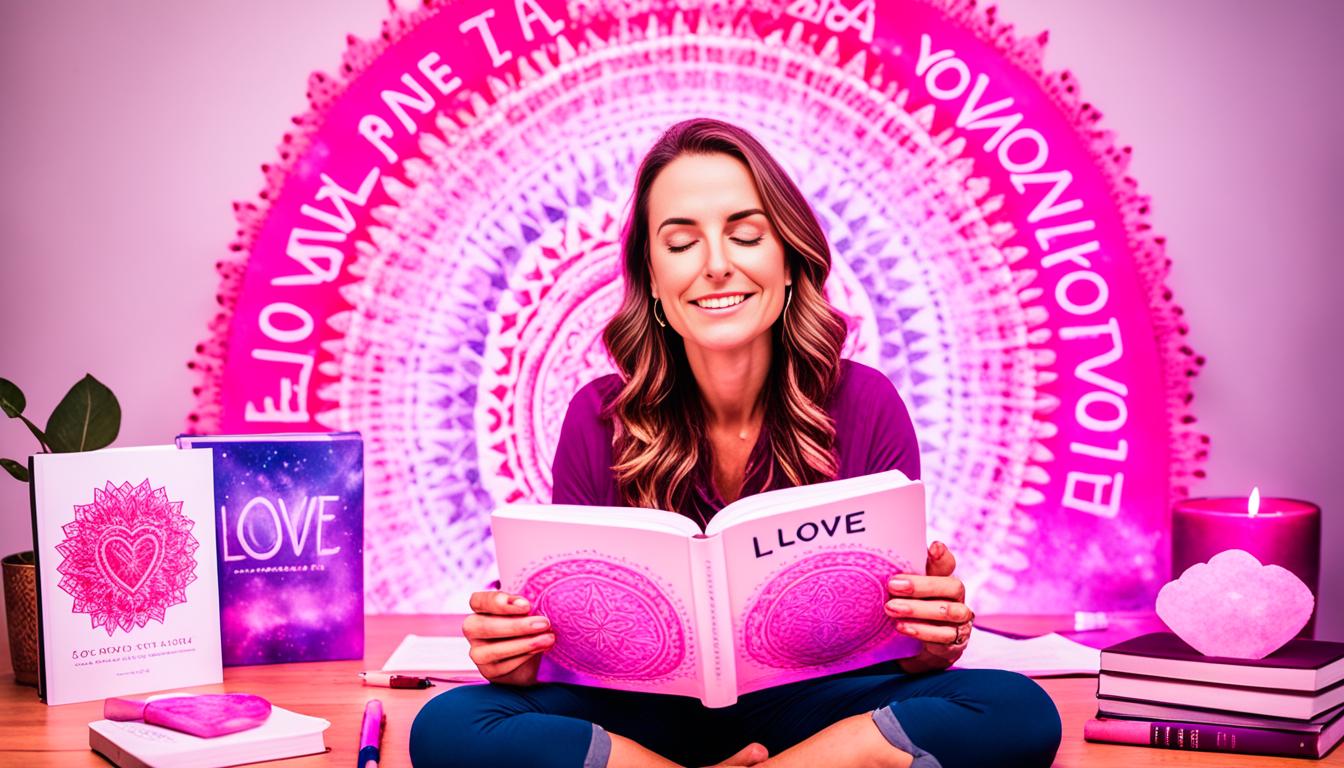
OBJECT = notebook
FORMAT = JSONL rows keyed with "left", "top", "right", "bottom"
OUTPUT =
{"left": 380, "top": 634, "right": 483, "bottom": 681}
{"left": 954, "top": 628, "right": 1101, "bottom": 677}
{"left": 89, "top": 703, "right": 329, "bottom": 768}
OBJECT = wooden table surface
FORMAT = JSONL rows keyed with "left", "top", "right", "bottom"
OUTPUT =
{"left": 1, "top": 614, "right": 1339, "bottom": 767}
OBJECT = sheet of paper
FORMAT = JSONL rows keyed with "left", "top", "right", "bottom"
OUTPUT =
{"left": 953, "top": 629, "right": 1101, "bottom": 677}
{"left": 381, "top": 634, "right": 480, "bottom": 675}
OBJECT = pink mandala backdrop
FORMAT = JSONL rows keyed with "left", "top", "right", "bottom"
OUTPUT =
{"left": 191, "top": 0, "right": 1207, "bottom": 613}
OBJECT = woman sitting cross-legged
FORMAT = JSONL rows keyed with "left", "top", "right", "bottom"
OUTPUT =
{"left": 410, "top": 118, "right": 1063, "bottom": 768}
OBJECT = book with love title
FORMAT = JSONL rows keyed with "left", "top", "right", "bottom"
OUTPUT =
{"left": 29, "top": 447, "right": 223, "bottom": 706}
{"left": 492, "top": 469, "right": 927, "bottom": 707}
{"left": 176, "top": 432, "right": 364, "bottom": 666}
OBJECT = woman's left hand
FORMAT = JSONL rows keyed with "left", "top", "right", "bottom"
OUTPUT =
{"left": 884, "top": 540, "right": 973, "bottom": 674}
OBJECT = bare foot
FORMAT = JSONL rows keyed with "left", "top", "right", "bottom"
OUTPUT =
{"left": 706, "top": 742, "right": 769, "bottom": 767}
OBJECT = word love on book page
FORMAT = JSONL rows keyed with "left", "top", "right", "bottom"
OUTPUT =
{"left": 493, "top": 469, "right": 928, "bottom": 707}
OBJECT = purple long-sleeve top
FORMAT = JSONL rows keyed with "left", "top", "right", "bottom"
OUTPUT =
{"left": 550, "top": 359, "right": 921, "bottom": 524}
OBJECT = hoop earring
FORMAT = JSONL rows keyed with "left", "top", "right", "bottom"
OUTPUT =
{"left": 653, "top": 298, "right": 667, "bottom": 328}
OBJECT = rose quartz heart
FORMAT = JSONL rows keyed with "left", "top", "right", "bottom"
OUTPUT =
{"left": 1156, "top": 549, "right": 1314, "bottom": 659}
{"left": 105, "top": 694, "right": 272, "bottom": 738}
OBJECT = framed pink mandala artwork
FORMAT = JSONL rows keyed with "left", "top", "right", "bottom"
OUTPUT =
{"left": 190, "top": 0, "right": 1206, "bottom": 613}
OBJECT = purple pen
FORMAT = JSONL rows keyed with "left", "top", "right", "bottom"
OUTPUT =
{"left": 358, "top": 699, "right": 384, "bottom": 768}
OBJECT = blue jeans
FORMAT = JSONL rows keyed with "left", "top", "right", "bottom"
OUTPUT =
{"left": 409, "top": 662, "right": 1062, "bottom": 767}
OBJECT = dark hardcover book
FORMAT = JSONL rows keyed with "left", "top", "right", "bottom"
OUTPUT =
{"left": 1097, "top": 671, "right": 1344, "bottom": 720}
{"left": 1085, "top": 707, "right": 1344, "bottom": 759}
{"left": 176, "top": 432, "right": 364, "bottom": 666}
{"left": 1101, "top": 632, "right": 1344, "bottom": 692}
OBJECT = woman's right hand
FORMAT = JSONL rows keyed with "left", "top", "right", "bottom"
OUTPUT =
{"left": 463, "top": 590, "right": 556, "bottom": 686}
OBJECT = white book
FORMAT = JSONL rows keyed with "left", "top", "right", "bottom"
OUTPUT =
{"left": 89, "top": 703, "right": 330, "bottom": 768}
{"left": 492, "top": 469, "right": 927, "bottom": 707}
{"left": 30, "top": 446, "right": 223, "bottom": 705}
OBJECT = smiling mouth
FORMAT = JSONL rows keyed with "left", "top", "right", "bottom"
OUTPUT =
{"left": 690, "top": 293, "right": 755, "bottom": 309}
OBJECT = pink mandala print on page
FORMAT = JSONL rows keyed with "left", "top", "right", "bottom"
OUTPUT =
{"left": 744, "top": 551, "right": 910, "bottom": 669}
{"left": 55, "top": 480, "right": 200, "bottom": 636}
{"left": 523, "top": 559, "right": 685, "bottom": 680}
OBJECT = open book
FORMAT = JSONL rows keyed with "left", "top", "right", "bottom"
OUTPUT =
{"left": 492, "top": 469, "right": 926, "bottom": 707}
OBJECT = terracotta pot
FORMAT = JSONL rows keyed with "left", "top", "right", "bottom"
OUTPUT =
{"left": 2, "top": 550, "right": 38, "bottom": 686}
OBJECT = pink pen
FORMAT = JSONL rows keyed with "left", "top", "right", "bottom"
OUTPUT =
{"left": 358, "top": 699, "right": 384, "bottom": 768}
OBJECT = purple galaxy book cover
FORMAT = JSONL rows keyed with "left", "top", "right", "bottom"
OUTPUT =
{"left": 177, "top": 432, "right": 364, "bottom": 665}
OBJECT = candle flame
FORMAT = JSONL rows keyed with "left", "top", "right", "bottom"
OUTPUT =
{"left": 1248, "top": 487, "right": 1261, "bottom": 518}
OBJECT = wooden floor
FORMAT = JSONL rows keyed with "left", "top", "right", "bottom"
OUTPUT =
{"left": 1, "top": 614, "right": 1338, "bottom": 767}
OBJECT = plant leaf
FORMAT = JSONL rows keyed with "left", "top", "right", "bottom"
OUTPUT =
{"left": 19, "top": 415, "right": 49, "bottom": 451}
{"left": 45, "top": 374, "right": 121, "bottom": 453}
{"left": 0, "top": 458, "right": 29, "bottom": 482}
{"left": 0, "top": 378, "right": 25, "bottom": 418}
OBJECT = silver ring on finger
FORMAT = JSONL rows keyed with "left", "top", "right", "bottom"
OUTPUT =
{"left": 950, "top": 621, "right": 971, "bottom": 647}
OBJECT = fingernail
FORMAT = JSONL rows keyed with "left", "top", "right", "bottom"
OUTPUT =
{"left": 534, "top": 634, "right": 554, "bottom": 648}
{"left": 889, "top": 578, "right": 911, "bottom": 592}
{"left": 897, "top": 622, "right": 917, "bottom": 635}
{"left": 530, "top": 617, "right": 550, "bottom": 630}
{"left": 890, "top": 602, "right": 912, "bottom": 615}
{"left": 929, "top": 541, "right": 944, "bottom": 558}
{"left": 513, "top": 597, "right": 529, "bottom": 608}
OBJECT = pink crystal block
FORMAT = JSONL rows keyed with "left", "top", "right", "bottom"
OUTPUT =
{"left": 104, "top": 694, "right": 273, "bottom": 738}
{"left": 1156, "top": 549, "right": 1315, "bottom": 659}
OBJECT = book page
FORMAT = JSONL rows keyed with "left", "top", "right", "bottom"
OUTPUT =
{"left": 954, "top": 630, "right": 1101, "bottom": 677}
{"left": 494, "top": 503, "right": 700, "bottom": 537}
{"left": 381, "top": 634, "right": 479, "bottom": 677}
{"left": 706, "top": 469, "right": 912, "bottom": 534}
{"left": 712, "top": 479, "right": 928, "bottom": 696}
{"left": 491, "top": 508, "right": 707, "bottom": 700}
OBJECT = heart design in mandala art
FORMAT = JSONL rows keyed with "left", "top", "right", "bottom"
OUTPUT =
{"left": 97, "top": 526, "right": 164, "bottom": 595}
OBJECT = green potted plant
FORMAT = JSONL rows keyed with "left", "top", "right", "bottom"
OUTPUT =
{"left": 1, "top": 374, "right": 120, "bottom": 686}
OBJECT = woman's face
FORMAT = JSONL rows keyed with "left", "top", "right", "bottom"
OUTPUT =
{"left": 646, "top": 152, "right": 791, "bottom": 355}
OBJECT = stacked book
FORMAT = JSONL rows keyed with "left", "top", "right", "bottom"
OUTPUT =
{"left": 1085, "top": 632, "right": 1344, "bottom": 759}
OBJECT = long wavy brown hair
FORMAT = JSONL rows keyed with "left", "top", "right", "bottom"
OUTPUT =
{"left": 602, "top": 118, "right": 850, "bottom": 514}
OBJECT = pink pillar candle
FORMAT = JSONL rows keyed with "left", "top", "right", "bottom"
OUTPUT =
{"left": 1171, "top": 492, "right": 1321, "bottom": 637}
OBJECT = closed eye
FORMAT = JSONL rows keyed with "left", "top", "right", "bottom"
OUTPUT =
{"left": 667, "top": 236, "right": 764, "bottom": 254}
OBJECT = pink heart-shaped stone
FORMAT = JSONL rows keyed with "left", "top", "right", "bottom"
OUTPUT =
{"left": 1156, "top": 549, "right": 1314, "bottom": 659}
{"left": 105, "top": 694, "right": 272, "bottom": 738}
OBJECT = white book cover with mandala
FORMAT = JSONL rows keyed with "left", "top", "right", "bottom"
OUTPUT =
{"left": 29, "top": 446, "right": 223, "bottom": 706}
{"left": 492, "top": 469, "right": 927, "bottom": 707}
